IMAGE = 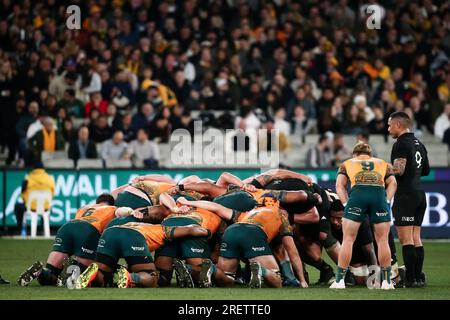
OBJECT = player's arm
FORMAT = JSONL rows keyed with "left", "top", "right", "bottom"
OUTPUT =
{"left": 250, "top": 169, "right": 313, "bottom": 188}
{"left": 132, "top": 174, "right": 176, "bottom": 184}
{"left": 175, "top": 182, "right": 226, "bottom": 197}
{"left": 391, "top": 141, "right": 408, "bottom": 176}
{"left": 292, "top": 207, "right": 320, "bottom": 224}
{"left": 111, "top": 184, "right": 129, "bottom": 199}
{"left": 392, "top": 158, "right": 407, "bottom": 176}
{"left": 176, "top": 197, "right": 236, "bottom": 222}
{"left": 216, "top": 172, "right": 257, "bottom": 192}
{"left": 281, "top": 236, "right": 308, "bottom": 288}
{"left": 277, "top": 190, "right": 322, "bottom": 206}
{"left": 159, "top": 192, "right": 188, "bottom": 213}
{"left": 385, "top": 175, "right": 397, "bottom": 203}
{"left": 336, "top": 164, "right": 349, "bottom": 205}
{"left": 216, "top": 172, "right": 243, "bottom": 187}
{"left": 114, "top": 207, "right": 134, "bottom": 217}
{"left": 171, "top": 225, "right": 210, "bottom": 238}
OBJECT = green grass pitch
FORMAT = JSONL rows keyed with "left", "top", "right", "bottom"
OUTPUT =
{"left": 1, "top": 239, "right": 449, "bottom": 300}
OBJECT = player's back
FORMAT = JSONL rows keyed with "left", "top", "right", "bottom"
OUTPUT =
{"left": 74, "top": 204, "right": 117, "bottom": 233}
{"left": 390, "top": 132, "right": 430, "bottom": 193}
{"left": 341, "top": 156, "right": 392, "bottom": 189}
{"left": 133, "top": 181, "right": 175, "bottom": 204}
{"left": 116, "top": 222, "right": 166, "bottom": 251}
{"left": 238, "top": 206, "right": 291, "bottom": 242}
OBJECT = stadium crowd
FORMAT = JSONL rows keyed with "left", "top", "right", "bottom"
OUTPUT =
{"left": 1, "top": 0, "right": 450, "bottom": 168}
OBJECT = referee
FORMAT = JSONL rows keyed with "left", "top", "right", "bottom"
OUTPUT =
{"left": 388, "top": 111, "right": 430, "bottom": 288}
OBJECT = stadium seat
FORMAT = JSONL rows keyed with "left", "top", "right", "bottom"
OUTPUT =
{"left": 44, "top": 159, "right": 74, "bottom": 168}
{"left": 105, "top": 159, "right": 132, "bottom": 168}
{"left": 76, "top": 159, "right": 104, "bottom": 169}
{"left": 41, "top": 151, "right": 69, "bottom": 162}
{"left": 24, "top": 190, "right": 52, "bottom": 238}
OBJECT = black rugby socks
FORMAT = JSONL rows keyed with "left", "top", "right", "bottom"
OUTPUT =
{"left": 402, "top": 245, "right": 417, "bottom": 282}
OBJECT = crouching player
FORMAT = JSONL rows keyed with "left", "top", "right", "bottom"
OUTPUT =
{"left": 76, "top": 222, "right": 209, "bottom": 288}
{"left": 18, "top": 193, "right": 135, "bottom": 287}
{"left": 196, "top": 194, "right": 309, "bottom": 288}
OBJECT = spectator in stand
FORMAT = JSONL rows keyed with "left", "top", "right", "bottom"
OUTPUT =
{"left": 85, "top": 92, "right": 108, "bottom": 118}
{"left": 106, "top": 103, "right": 122, "bottom": 130}
{"left": 434, "top": 103, "right": 450, "bottom": 141}
{"left": 58, "top": 89, "right": 84, "bottom": 118}
{"left": 332, "top": 133, "right": 352, "bottom": 167}
{"left": 131, "top": 102, "right": 155, "bottom": 131}
{"left": 127, "top": 129, "right": 160, "bottom": 168}
{"left": 68, "top": 126, "right": 98, "bottom": 162}
{"left": 28, "top": 116, "right": 65, "bottom": 163}
{"left": 368, "top": 104, "right": 388, "bottom": 134}
{"left": 344, "top": 103, "right": 366, "bottom": 135}
{"left": 149, "top": 107, "right": 172, "bottom": 143}
{"left": 101, "top": 130, "right": 130, "bottom": 162}
{"left": 61, "top": 118, "right": 77, "bottom": 144}
{"left": 273, "top": 107, "right": 291, "bottom": 137}
{"left": 16, "top": 101, "right": 39, "bottom": 164}
{"left": 48, "top": 71, "right": 80, "bottom": 101}
{"left": 306, "top": 134, "right": 332, "bottom": 168}
{"left": 119, "top": 113, "right": 136, "bottom": 142}
{"left": 90, "top": 115, "right": 112, "bottom": 143}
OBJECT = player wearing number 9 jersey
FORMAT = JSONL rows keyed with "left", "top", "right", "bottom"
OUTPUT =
{"left": 329, "top": 142, "right": 397, "bottom": 290}
{"left": 388, "top": 111, "right": 430, "bottom": 288}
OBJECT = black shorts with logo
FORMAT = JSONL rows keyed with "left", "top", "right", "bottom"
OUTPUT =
{"left": 392, "top": 190, "right": 426, "bottom": 226}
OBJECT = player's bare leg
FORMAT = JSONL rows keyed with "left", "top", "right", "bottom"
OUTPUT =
{"left": 330, "top": 218, "right": 360, "bottom": 289}
{"left": 272, "top": 243, "right": 299, "bottom": 287}
{"left": 18, "top": 251, "right": 68, "bottom": 286}
{"left": 374, "top": 221, "right": 394, "bottom": 289}
{"left": 249, "top": 255, "right": 282, "bottom": 288}
{"left": 155, "top": 256, "right": 174, "bottom": 286}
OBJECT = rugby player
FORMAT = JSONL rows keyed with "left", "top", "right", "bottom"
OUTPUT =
{"left": 329, "top": 142, "right": 397, "bottom": 290}
{"left": 329, "top": 206, "right": 378, "bottom": 286}
{"left": 76, "top": 222, "right": 209, "bottom": 288}
{"left": 17, "top": 193, "right": 136, "bottom": 287}
{"left": 257, "top": 176, "right": 337, "bottom": 285}
{"left": 153, "top": 193, "right": 225, "bottom": 288}
{"left": 388, "top": 111, "right": 430, "bottom": 287}
{"left": 188, "top": 194, "right": 309, "bottom": 288}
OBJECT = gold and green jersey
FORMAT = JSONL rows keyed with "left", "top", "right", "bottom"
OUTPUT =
{"left": 132, "top": 181, "right": 175, "bottom": 205}
{"left": 338, "top": 155, "right": 394, "bottom": 189}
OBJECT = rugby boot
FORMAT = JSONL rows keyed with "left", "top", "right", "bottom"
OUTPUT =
{"left": 173, "top": 259, "right": 194, "bottom": 288}
{"left": 198, "top": 259, "right": 214, "bottom": 288}
{"left": 114, "top": 266, "right": 132, "bottom": 288}
{"left": 329, "top": 279, "right": 346, "bottom": 289}
{"left": 76, "top": 263, "right": 98, "bottom": 289}
{"left": 316, "top": 266, "right": 335, "bottom": 285}
{"left": 57, "top": 257, "right": 76, "bottom": 287}
{"left": 249, "top": 262, "right": 263, "bottom": 288}
{"left": 344, "top": 271, "right": 356, "bottom": 287}
{"left": 18, "top": 261, "right": 43, "bottom": 286}
{"left": 381, "top": 280, "right": 395, "bottom": 290}
{"left": 417, "top": 272, "right": 426, "bottom": 288}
